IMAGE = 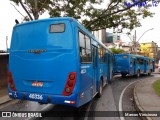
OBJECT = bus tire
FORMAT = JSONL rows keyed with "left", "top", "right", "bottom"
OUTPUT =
{"left": 108, "top": 80, "right": 111, "bottom": 84}
{"left": 108, "top": 74, "right": 112, "bottom": 84}
{"left": 148, "top": 69, "right": 151, "bottom": 76}
{"left": 121, "top": 73, "right": 127, "bottom": 77}
{"left": 136, "top": 70, "right": 140, "bottom": 77}
{"left": 97, "top": 80, "right": 103, "bottom": 98}
{"left": 38, "top": 102, "right": 44, "bottom": 105}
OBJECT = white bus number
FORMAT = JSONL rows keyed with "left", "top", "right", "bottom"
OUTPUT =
{"left": 29, "top": 94, "right": 43, "bottom": 100}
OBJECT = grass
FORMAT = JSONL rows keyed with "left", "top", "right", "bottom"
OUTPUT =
{"left": 153, "top": 80, "right": 160, "bottom": 96}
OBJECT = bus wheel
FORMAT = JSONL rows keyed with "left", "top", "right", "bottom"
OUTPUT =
{"left": 121, "top": 73, "right": 127, "bottom": 78}
{"left": 97, "top": 80, "right": 103, "bottom": 98}
{"left": 136, "top": 70, "right": 140, "bottom": 77}
{"left": 108, "top": 80, "right": 111, "bottom": 84}
{"left": 148, "top": 70, "right": 151, "bottom": 76}
{"left": 38, "top": 102, "right": 44, "bottom": 105}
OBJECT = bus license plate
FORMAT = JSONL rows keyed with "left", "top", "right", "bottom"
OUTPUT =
{"left": 29, "top": 94, "right": 43, "bottom": 100}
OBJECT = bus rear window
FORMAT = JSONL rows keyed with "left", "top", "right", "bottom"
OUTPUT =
{"left": 50, "top": 23, "right": 65, "bottom": 33}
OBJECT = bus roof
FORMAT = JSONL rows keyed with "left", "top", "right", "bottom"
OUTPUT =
{"left": 14, "top": 17, "right": 112, "bottom": 54}
{"left": 14, "top": 17, "right": 75, "bottom": 27}
{"left": 115, "top": 54, "right": 155, "bottom": 60}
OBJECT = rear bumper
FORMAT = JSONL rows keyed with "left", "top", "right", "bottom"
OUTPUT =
{"left": 8, "top": 87, "right": 79, "bottom": 107}
{"left": 114, "top": 70, "right": 129, "bottom": 74}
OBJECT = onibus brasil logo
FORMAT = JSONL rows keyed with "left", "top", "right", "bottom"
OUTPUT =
{"left": 124, "top": 0, "right": 159, "bottom": 7}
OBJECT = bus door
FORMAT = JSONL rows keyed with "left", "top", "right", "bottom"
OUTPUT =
{"left": 133, "top": 58, "right": 136, "bottom": 74}
{"left": 152, "top": 60, "right": 155, "bottom": 72}
{"left": 144, "top": 60, "right": 147, "bottom": 73}
{"left": 92, "top": 45, "right": 97, "bottom": 95}
{"left": 108, "top": 54, "right": 111, "bottom": 81}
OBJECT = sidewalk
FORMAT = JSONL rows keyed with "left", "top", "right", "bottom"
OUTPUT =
{"left": 134, "top": 75, "right": 160, "bottom": 120}
{"left": 0, "top": 86, "right": 11, "bottom": 105}
{"left": 153, "top": 68, "right": 160, "bottom": 74}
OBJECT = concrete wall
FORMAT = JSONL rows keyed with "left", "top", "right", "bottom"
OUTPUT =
{"left": 0, "top": 54, "right": 9, "bottom": 88}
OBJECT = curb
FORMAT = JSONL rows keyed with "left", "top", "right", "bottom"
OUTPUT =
{"left": 133, "top": 81, "right": 153, "bottom": 120}
{"left": 0, "top": 95, "right": 12, "bottom": 105}
{"left": 153, "top": 72, "right": 159, "bottom": 74}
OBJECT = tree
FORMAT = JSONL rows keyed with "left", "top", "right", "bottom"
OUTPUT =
{"left": 10, "top": 0, "right": 155, "bottom": 31}
{"left": 48, "top": 0, "right": 154, "bottom": 31}
{"left": 10, "top": 0, "right": 51, "bottom": 20}
{"left": 110, "top": 48, "right": 125, "bottom": 54}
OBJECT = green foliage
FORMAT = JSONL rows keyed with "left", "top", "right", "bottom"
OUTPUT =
{"left": 10, "top": 0, "right": 51, "bottom": 20}
{"left": 10, "top": 0, "right": 154, "bottom": 31}
{"left": 110, "top": 48, "right": 125, "bottom": 54}
{"left": 153, "top": 80, "right": 160, "bottom": 96}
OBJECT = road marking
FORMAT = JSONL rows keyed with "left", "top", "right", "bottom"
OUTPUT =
{"left": 40, "top": 104, "right": 52, "bottom": 111}
{"left": 25, "top": 104, "right": 52, "bottom": 120}
{"left": 0, "top": 100, "right": 19, "bottom": 109}
{"left": 84, "top": 101, "right": 93, "bottom": 120}
{"left": 119, "top": 81, "right": 138, "bottom": 120}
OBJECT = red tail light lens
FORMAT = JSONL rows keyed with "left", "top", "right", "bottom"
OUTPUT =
{"left": 62, "top": 72, "right": 76, "bottom": 96}
{"left": 67, "top": 80, "right": 73, "bottom": 87}
{"left": 8, "top": 71, "right": 12, "bottom": 77}
{"left": 69, "top": 74, "right": 75, "bottom": 80}
{"left": 7, "top": 71, "right": 16, "bottom": 91}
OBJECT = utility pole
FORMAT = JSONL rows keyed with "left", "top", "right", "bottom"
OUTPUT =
{"left": 6, "top": 36, "right": 8, "bottom": 53}
{"left": 118, "top": 28, "right": 153, "bottom": 55}
{"left": 134, "top": 30, "right": 137, "bottom": 54}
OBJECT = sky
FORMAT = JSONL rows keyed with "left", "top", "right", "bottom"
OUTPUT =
{"left": 0, "top": 0, "right": 160, "bottom": 50}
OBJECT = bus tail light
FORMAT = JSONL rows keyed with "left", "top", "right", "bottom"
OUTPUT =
{"left": 62, "top": 72, "right": 76, "bottom": 96}
{"left": 7, "top": 71, "right": 16, "bottom": 91}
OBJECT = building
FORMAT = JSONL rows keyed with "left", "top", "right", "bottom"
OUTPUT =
{"left": 106, "top": 32, "right": 120, "bottom": 43}
{"left": 140, "top": 41, "right": 158, "bottom": 59}
{"left": 121, "top": 45, "right": 130, "bottom": 53}
{"left": 92, "top": 29, "right": 106, "bottom": 43}
{"left": 128, "top": 42, "right": 140, "bottom": 54}
{"left": 157, "top": 47, "right": 160, "bottom": 61}
{"left": 104, "top": 43, "right": 116, "bottom": 48}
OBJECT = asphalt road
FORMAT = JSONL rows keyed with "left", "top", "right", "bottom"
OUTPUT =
{"left": 0, "top": 73, "right": 158, "bottom": 120}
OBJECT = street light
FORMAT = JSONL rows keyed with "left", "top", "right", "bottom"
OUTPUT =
{"left": 134, "top": 28, "right": 154, "bottom": 54}
{"left": 114, "top": 28, "right": 154, "bottom": 54}
{"left": 137, "top": 28, "right": 154, "bottom": 42}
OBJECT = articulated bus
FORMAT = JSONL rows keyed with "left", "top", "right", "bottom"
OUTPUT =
{"left": 114, "top": 54, "right": 155, "bottom": 77}
{"left": 8, "top": 17, "right": 113, "bottom": 107}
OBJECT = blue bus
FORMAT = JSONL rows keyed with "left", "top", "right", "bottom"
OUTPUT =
{"left": 8, "top": 17, "right": 113, "bottom": 107}
{"left": 114, "top": 54, "right": 155, "bottom": 77}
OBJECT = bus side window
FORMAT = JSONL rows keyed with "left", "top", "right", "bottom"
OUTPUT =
{"left": 147, "top": 61, "right": 148, "bottom": 65}
{"left": 85, "top": 36, "right": 92, "bottom": 62}
{"left": 136, "top": 58, "right": 139, "bottom": 64}
{"left": 79, "top": 31, "right": 92, "bottom": 63}
{"left": 130, "top": 58, "right": 133, "bottom": 64}
{"left": 98, "top": 46, "right": 105, "bottom": 63}
{"left": 79, "top": 47, "right": 86, "bottom": 62}
{"left": 141, "top": 59, "right": 144, "bottom": 65}
{"left": 79, "top": 32, "right": 86, "bottom": 62}
{"left": 103, "top": 48, "right": 106, "bottom": 62}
